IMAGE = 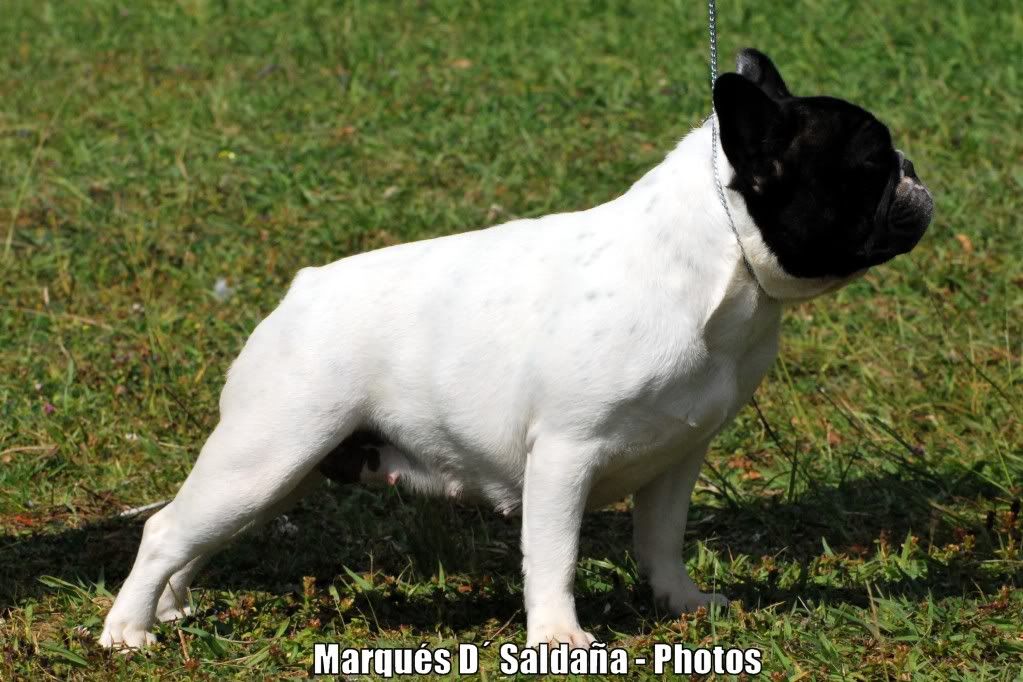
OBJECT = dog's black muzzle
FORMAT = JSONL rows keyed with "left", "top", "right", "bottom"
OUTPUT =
{"left": 863, "top": 150, "right": 934, "bottom": 265}
{"left": 889, "top": 150, "right": 934, "bottom": 251}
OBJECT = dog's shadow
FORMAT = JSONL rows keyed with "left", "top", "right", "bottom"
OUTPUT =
{"left": 0, "top": 469, "right": 1008, "bottom": 638}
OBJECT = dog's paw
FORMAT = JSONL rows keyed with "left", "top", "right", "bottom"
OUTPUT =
{"left": 526, "top": 622, "right": 596, "bottom": 649}
{"left": 674, "top": 590, "right": 730, "bottom": 613}
{"left": 155, "top": 588, "right": 192, "bottom": 623}
{"left": 656, "top": 586, "right": 730, "bottom": 615}
{"left": 99, "top": 621, "right": 157, "bottom": 650}
{"left": 649, "top": 572, "right": 730, "bottom": 616}
{"left": 155, "top": 603, "right": 191, "bottom": 623}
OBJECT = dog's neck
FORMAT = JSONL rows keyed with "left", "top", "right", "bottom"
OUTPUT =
{"left": 635, "top": 120, "right": 856, "bottom": 303}
{"left": 604, "top": 126, "right": 779, "bottom": 355}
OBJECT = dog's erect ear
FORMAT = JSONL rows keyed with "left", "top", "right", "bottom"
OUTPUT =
{"left": 713, "top": 72, "right": 783, "bottom": 175}
{"left": 735, "top": 48, "right": 791, "bottom": 100}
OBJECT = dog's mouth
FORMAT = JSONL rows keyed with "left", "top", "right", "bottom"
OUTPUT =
{"left": 862, "top": 150, "right": 933, "bottom": 265}
{"left": 889, "top": 176, "right": 933, "bottom": 248}
{"left": 891, "top": 151, "right": 934, "bottom": 243}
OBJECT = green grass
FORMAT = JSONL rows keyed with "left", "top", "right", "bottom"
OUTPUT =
{"left": 1, "top": 0, "right": 1021, "bottom": 678}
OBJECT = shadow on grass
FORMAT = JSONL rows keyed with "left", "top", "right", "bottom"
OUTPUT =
{"left": 0, "top": 468, "right": 1011, "bottom": 638}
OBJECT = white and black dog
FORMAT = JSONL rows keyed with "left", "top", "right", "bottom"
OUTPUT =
{"left": 101, "top": 49, "right": 933, "bottom": 649}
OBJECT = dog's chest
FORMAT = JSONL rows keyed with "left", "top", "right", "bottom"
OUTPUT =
{"left": 585, "top": 310, "right": 780, "bottom": 506}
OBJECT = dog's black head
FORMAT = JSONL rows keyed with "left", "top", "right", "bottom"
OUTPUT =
{"left": 713, "top": 48, "right": 933, "bottom": 280}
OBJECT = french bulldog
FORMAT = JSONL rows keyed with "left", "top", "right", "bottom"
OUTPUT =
{"left": 100, "top": 49, "right": 933, "bottom": 649}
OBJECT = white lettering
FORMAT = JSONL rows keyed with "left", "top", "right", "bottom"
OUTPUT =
{"left": 313, "top": 643, "right": 338, "bottom": 675}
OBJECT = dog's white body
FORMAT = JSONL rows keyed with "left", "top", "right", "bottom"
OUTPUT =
{"left": 100, "top": 121, "right": 844, "bottom": 649}
{"left": 268, "top": 122, "right": 782, "bottom": 513}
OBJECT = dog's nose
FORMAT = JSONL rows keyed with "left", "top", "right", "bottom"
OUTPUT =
{"left": 896, "top": 149, "right": 917, "bottom": 179}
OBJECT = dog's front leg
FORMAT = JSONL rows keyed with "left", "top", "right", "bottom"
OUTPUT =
{"left": 632, "top": 446, "right": 729, "bottom": 614}
{"left": 521, "top": 438, "right": 597, "bottom": 648}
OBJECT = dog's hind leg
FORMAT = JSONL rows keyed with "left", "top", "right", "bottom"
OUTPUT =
{"left": 154, "top": 469, "right": 326, "bottom": 623}
{"left": 100, "top": 334, "right": 360, "bottom": 651}
{"left": 153, "top": 554, "right": 206, "bottom": 624}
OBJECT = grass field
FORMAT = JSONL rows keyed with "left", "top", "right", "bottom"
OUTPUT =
{"left": 1, "top": 0, "right": 1021, "bottom": 678}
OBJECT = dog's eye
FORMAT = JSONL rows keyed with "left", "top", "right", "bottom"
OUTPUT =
{"left": 860, "top": 151, "right": 897, "bottom": 174}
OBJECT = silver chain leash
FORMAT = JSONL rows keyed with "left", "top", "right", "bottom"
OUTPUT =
{"left": 707, "top": 0, "right": 761, "bottom": 286}
{"left": 708, "top": 0, "right": 779, "bottom": 492}
{"left": 708, "top": 0, "right": 720, "bottom": 86}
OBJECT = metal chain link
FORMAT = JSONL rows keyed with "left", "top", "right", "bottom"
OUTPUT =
{"left": 708, "top": 0, "right": 719, "bottom": 86}
{"left": 707, "top": 0, "right": 761, "bottom": 286}
{"left": 708, "top": 0, "right": 776, "bottom": 474}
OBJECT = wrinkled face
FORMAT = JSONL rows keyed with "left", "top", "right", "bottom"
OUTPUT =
{"left": 714, "top": 49, "right": 933, "bottom": 279}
